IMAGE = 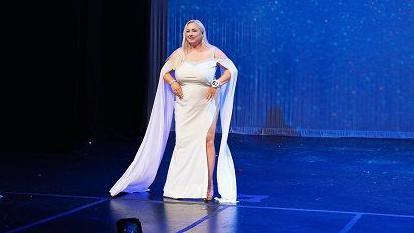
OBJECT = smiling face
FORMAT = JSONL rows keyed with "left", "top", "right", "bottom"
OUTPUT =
{"left": 185, "top": 22, "right": 203, "bottom": 47}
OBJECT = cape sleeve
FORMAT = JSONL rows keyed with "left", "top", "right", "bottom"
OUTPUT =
{"left": 213, "top": 47, "right": 239, "bottom": 204}
{"left": 109, "top": 49, "right": 183, "bottom": 196}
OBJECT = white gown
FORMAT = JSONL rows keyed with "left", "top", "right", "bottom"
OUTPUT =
{"left": 163, "top": 57, "right": 219, "bottom": 199}
{"left": 109, "top": 46, "right": 238, "bottom": 203}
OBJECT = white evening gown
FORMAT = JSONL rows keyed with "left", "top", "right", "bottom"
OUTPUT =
{"left": 109, "top": 46, "right": 238, "bottom": 203}
{"left": 163, "top": 57, "right": 219, "bottom": 199}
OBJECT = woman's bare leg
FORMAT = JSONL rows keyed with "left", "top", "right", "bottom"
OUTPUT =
{"left": 206, "top": 127, "right": 216, "bottom": 191}
{"left": 205, "top": 97, "right": 219, "bottom": 201}
{"left": 206, "top": 125, "right": 216, "bottom": 200}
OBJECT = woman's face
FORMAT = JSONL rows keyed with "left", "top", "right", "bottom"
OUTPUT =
{"left": 185, "top": 23, "right": 203, "bottom": 46}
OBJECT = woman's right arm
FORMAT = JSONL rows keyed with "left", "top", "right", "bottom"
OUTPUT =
{"left": 164, "top": 72, "right": 183, "bottom": 100}
{"left": 163, "top": 48, "right": 184, "bottom": 99}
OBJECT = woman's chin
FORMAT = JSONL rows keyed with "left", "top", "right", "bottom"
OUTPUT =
{"left": 188, "top": 41, "right": 201, "bottom": 46}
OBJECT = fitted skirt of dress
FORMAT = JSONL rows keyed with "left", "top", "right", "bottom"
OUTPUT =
{"left": 163, "top": 82, "right": 218, "bottom": 199}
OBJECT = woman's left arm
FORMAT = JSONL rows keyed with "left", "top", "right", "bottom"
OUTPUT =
{"left": 206, "top": 48, "right": 233, "bottom": 100}
{"left": 217, "top": 66, "right": 231, "bottom": 85}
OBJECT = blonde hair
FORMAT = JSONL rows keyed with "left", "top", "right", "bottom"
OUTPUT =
{"left": 181, "top": 19, "right": 211, "bottom": 55}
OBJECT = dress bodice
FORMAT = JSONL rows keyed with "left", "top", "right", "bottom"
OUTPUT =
{"left": 175, "top": 59, "right": 217, "bottom": 86}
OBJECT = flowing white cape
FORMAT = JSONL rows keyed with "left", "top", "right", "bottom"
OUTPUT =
{"left": 109, "top": 52, "right": 238, "bottom": 203}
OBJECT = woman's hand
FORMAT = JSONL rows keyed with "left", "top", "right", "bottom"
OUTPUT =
{"left": 171, "top": 81, "right": 183, "bottom": 100}
{"left": 206, "top": 87, "right": 218, "bottom": 100}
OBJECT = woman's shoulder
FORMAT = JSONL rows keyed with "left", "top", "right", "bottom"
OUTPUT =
{"left": 167, "top": 47, "right": 185, "bottom": 62}
{"left": 170, "top": 47, "right": 185, "bottom": 56}
{"left": 209, "top": 46, "right": 228, "bottom": 59}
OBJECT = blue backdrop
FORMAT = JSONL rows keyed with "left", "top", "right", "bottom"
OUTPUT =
{"left": 168, "top": 0, "right": 414, "bottom": 139}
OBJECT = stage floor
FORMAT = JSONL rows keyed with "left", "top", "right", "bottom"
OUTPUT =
{"left": 1, "top": 134, "right": 414, "bottom": 232}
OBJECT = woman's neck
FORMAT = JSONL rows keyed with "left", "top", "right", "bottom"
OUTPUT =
{"left": 188, "top": 41, "right": 204, "bottom": 51}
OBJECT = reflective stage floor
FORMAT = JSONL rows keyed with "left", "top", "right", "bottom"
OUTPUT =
{"left": 1, "top": 134, "right": 414, "bottom": 232}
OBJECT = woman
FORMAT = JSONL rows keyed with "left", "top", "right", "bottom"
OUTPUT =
{"left": 109, "top": 19, "right": 238, "bottom": 203}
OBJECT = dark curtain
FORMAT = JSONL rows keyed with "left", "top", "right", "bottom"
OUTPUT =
{"left": 147, "top": 0, "right": 168, "bottom": 119}
{"left": 4, "top": 0, "right": 151, "bottom": 152}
